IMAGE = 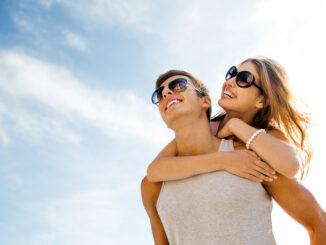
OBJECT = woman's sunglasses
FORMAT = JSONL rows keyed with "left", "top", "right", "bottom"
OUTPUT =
{"left": 225, "top": 66, "right": 263, "bottom": 93}
{"left": 151, "top": 78, "right": 204, "bottom": 104}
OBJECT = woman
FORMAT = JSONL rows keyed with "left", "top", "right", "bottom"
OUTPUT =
{"left": 147, "top": 57, "right": 311, "bottom": 183}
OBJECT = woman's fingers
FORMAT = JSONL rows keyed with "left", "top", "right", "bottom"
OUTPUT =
{"left": 248, "top": 169, "right": 273, "bottom": 182}
{"left": 244, "top": 173, "right": 263, "bottom": 183}
{"left": 254, "top": 159, "right": 276, "bottom": 175}
{"left": 230, "top": 150, "right": 277, "bottom": 182}
{"left": 254, "top": 161, "right": 277, "bottom": 179}
{"left": 244, "top": 150, "right": 276, "bottom": 176}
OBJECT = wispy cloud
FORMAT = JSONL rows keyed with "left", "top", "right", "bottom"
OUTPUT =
{"left": 31, "top": 233, "right": 56, "bottom": 245}
{"left": 63, "top": 30, "right": 87, "bottom": 52}
{"left": 0, "top": 161, "right": 23, "bottom": 189}
{"left": 37, "top": 0, "right": 55, "bottom": 8}
{"left": 2, "top": 188, "right": 129, "bottom": 245}
{"left": 39, "top": 0, "right": 152, "bottom": 31}
{"left": 0, "top": 103, "right": 11, "bottom": 147}
{"left": 0, "top": 101, "right": 82, "bottom": 146}
{"left": 36, "top": 0, "right": 260, "bottom": 96}
{"left": 12, "top": 12, "right": 34, "bottom": 32}
{"left": 45, "top": 189, "right": 127, "bottom": 245}
{"left": 0, "top": 50, "right": 170, "bottom": 147}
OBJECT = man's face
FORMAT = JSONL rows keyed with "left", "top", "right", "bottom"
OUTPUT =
{"left": 157, "top": 75, "right": 207, "bottom": 129}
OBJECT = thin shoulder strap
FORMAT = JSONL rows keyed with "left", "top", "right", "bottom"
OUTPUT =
{"left": 223, "top": 139, "right": 234, "bottom": 151}
{"left": 217, "top": 138, "right": 225, "bottom": 152}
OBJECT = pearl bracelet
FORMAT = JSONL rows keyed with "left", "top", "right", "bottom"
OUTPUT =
{"left": 246, "top": 129, "right": 266, "bottom": 150}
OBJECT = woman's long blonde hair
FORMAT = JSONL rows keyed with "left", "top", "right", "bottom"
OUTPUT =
{"left": 212, "top": 57, "right": 312, "bottom": 179}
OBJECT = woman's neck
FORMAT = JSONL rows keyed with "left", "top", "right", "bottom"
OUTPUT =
{"left": 219, "top": 112, "right": 254, "bottom": 131}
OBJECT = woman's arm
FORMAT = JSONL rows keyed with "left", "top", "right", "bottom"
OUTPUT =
{"left": 218, "top": 118, "right": 300, "bottom": 178}
{"left": 263, "top": 175, "right": 326, "bottom": 244}
{"left": 147, "top": 139, "right": 276, "bottom": 183}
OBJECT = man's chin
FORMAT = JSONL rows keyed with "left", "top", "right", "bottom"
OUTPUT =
{"left": 164, "top": 113, "right": 194, "bottom": 130}
{"left": 163, "top": 114, "right": 182, "bottom": 129}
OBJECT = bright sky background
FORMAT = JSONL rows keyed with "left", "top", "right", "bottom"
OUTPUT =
{"left": 0, "top": 0, "right": 326, "bottom": 244}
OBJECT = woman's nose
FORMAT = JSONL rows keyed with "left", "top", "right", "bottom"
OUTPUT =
{"left": 225, "top": 76, "right": 236, "bottom": 87}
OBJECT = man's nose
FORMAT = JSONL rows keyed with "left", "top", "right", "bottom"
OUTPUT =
{"left": 162, "top": 86, "right": 174, "bottom": 98}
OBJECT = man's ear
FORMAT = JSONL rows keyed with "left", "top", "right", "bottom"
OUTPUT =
{"left": 201, "top": 96, "right": 211, "bottom": 110}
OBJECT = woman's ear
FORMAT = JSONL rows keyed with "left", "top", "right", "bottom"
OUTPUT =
{"left": 255, "top": 95, "right": 266, "bottom": 109}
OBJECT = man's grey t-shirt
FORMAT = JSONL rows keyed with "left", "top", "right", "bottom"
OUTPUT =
{"left": 156, "top": 139, "right": 276, "bottom": 245}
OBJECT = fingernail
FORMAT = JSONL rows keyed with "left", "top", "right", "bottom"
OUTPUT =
{"left": 269, "top": 178, "right": 273, "bottom": 181}
{"left": 274, "top": 175, "right": 278, "bottom": 179}
{"left": 273, "top": 171, "right": 276, "bottom": 174}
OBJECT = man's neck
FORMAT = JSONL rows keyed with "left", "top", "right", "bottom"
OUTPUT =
{"left": 174, "top": 118, "right": 218, "bottom": 156}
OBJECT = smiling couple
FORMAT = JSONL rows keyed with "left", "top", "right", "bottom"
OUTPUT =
{"left": 141, "top": 57, "right": 326, "bottom": 244}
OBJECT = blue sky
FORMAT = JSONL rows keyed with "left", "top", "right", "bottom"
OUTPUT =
{"left": 0, "top": 0, "right": 326, "bottom": 244}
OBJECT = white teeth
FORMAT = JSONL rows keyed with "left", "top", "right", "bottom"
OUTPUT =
{"left": 224, "top": 90, "right": 234, "bottom": 98}
{"left": 166, "top": 100, "right": 181, "bottom": 109}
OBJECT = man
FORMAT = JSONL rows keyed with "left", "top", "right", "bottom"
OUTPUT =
{"left": 141, "top": 70, "right": 326, "bottom": 244}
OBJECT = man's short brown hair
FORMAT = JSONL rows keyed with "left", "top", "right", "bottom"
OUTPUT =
{"left": 155, "top": 70, "right": 211, "bottom": 121}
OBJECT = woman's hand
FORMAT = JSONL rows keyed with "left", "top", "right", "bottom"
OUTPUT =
{"left": 223, "top": 149, "right": 278, "bottom": 182}
{"left": 217, "top": 118, "right": 237, "bottom": 139}
{"left": 217, "top": 118, "right": 299, "bottom": 178}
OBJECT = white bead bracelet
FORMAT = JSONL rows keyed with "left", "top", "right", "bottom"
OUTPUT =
{"left": 246, "top": 129, "right": 266, "bottom": 150}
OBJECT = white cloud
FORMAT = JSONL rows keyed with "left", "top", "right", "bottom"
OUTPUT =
{"left": 0, "top": 103, "right": 11, "bottom": 147}
{"left": 37, "top": 0, "right": 55, "bottom": 8}
{"left": 0, "top": 101, "right": 82, "bottom": 145}
{"left": 32, "top": 233, "right": 56, "bottom": 245}
{"left": 36, "top": 0, "right": 260, "bottom": 101}
{"left": 40, "top": 0, "right": 152, "bottom": 31}
{"left": 45, "top": 189, "right": 124, "bottom": 245}
{"left": 0, "top": 161, "right": 23, "bottom": 189}
{"left": 63, "top": 30, "right": 87, "bottom": 52}
{"left": 12, "top": 13, "right": 34, "bottom": 32}
{"left": 0, "top": 50, "right": 171, "bottom": 146}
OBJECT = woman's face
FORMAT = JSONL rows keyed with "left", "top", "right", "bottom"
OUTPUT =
{"left": 218, "top": 61, "right": 264, "bottom": 115}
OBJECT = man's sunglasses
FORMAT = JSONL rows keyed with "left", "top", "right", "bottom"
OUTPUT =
{"left": 151, "top": 78, "right": 205, "bottom": 104}
{"left": 225, "top": 66, "right": 263, "bottom": 93}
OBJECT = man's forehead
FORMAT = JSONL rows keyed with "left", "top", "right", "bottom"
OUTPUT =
{"left": 161, "top": 75, "right": 189, "bottom": 86}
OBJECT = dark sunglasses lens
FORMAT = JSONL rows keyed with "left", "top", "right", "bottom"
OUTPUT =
{"left": 236, "top": 71, "right": 254, "bottom": 87}
{"left": 169, "top": 78, "right": 187, "bottom": 92}
{"left": 225, "top": 66, "right": 237, "bottom": 80}
{"left": 152, "top": 87, "right": 164, "bottom": 104}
